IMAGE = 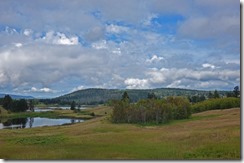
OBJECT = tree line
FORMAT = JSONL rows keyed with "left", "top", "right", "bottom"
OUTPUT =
{"left": 0, "top": 95, "right": 34, "bottom": 112}
{"left": 111, "top": 86, "right": 240, "bottom": 124}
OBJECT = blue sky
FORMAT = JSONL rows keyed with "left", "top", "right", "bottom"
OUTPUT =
{"left": 0, "top": 0, "right": 240, "bottom": 98}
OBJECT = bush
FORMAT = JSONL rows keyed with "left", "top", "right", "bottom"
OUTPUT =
{"left": 90, "top": 112, "right": 95, "bottom": 116}
{"left": 192, "top": 97, "right": 240, "bottom": 113}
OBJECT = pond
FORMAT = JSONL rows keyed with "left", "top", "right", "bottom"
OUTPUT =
{"left": 0, "top": 117, "right": 84, "bottom": 129}
{"left": 34, "top": 106, "right": 88, "bottom": 112}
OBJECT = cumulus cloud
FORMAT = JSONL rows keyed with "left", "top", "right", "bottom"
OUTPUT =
{"left": 23, "top": 29, "right": 33, "bottom": 36}
{"left": 30, "top": 87, "right": 54, "bottom": 93}
{"left": 202, "top": 63, "right": 215, "bottom": 69}
{"left": 145, "top": 67, "right": 239, "bottom": 89}
{"left": 124, "top": 78, "right": 149, "bottom": 89}
{"left": 41, "top": 31, "right": 79, "bottom": 45}
{"left": 146, "top": 55, "right": 164, "bottom": 63}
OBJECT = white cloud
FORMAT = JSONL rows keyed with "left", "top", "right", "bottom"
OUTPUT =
{"left": 92, "top": 40, "right": 108, "bottom": 49}
{"left": 202, "top": 63, "right": 215, "bottom": 69}
{"left": 56, "top": 33, "right": 78, "bottom": 45}
{"left": 111, "top": 48, "right": 121, "bottom": 55}
{"left": 4, "top": 26, "right": 17, "bottom": 34}
{"left": 145, "top": 67, "right": 240, "bottom": 89}
{"left": 146, "top": 54, "right": 164, "bottom": 63}
{"left": 166, "top": 80, "right": 182, "bottom": 88}
{"left": 124, "top": 78, "right": 149, "bottom": 89}
{"left": 41, "top": 31, "right": 79, "bottom": 45}
{"left": 14, "top": 43, "right": 23, "bottom": 47}
{"left": 23, "top": 29, "right": 33, "bottom": 36}
{"left": 71, "top": 85, "right": 85, "bottom": 92}
{"left": 30, "top": 87, "right": 54, "bottom": 93}
{"left": 106, "top": 24, "right": 129, "bottom": 34}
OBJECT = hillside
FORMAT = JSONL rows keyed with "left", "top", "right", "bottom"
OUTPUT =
{"left": 53, "top": 88, "right": 228, "bottom": 105}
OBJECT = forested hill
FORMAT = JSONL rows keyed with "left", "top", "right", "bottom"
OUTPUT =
{"left": 52, "top": 88, "right": 228, "bottom": 105}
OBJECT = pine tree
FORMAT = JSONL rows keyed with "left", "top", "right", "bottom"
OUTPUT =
{"left": 213, "top": 90, "right": 220, "bottom": 98}
{"left": 2, "top": 95, "right": 13, "bottom": 110}
{"left": 147, "top": 92, "right": 157, "bottom": 99}
{"left": 122, "top": 91, "right": 130, "bottom": 102}
{"left": 208, "top": 91, "right": 213, "bottom": 99}
{"left": 233, "top": 86, "right": 240, "bottom": 97}
{"left": 70, "top": 101, "right": 76, "bottom": 110}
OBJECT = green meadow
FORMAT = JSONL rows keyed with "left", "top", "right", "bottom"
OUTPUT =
{"left": 0, "top": 106, "right": 240, "bottom": 160}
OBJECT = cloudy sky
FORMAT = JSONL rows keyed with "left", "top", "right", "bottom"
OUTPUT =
{"left": 0, "top": 0, "right": 240, "bottom": 98}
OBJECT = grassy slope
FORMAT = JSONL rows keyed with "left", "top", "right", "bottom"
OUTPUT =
{"left": 0, "top": 107, "right": 240, "bottom": 160}
{"left": 0, "top": 106, "right": 8, "bottom": 117}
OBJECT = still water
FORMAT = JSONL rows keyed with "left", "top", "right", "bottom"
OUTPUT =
{"left": 34, "top": 106, "right": 87, "bottom": 112}
{"left": 0, "top": 117, "right": 84, "bottom": 129}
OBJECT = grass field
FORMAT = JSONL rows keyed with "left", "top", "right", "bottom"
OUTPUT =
{"left": 0, "top": 106, "right": 240, "bottom": 160}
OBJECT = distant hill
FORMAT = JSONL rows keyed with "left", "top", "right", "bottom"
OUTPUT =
{"left": 53, "top": 88, "right": 229, "bottom": 105}
{"left": 0, "top": 94, "right": 34, "bottom": 99}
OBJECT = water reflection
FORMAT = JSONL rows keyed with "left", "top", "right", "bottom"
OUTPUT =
{"left": 29, "top": 117, "right": 34, "bottom": 128}
{"left": 3, "top": 118, "right": 28, "bottom": 129}
{"left": 0, "top": 117, "right": 84, "bottom": 129}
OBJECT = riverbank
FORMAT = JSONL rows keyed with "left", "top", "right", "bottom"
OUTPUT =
{"left": 0, "top": 107, "right": 240, "bottom": 159}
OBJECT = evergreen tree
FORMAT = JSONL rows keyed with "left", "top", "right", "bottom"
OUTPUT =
{"left": 14, "top": 99, "right": 28, "bottom": 112}
{"left": 226, "top": 92, "right": 234, "bottom": 97}
{"left": 147, "top": 92, "right": 157, "bottom": 99}
{"left": 213, "top": 90, "right": 220, "bottom": 98}
{"left": 10, "top": 99, "right": 28, "bottom": 112}
{"left": 2, "top": 95, "right": 13, "bottom": 110}
{"left": 28, "top": 100, "right": 34, "bottom": 112}
{"left": 208, "top": 91, "right": 213, "bottom": 99}
{"left": 199, "top": 95, "right": 206, "bottom": 102}
{"left": 70, "top": 101, "right": 76, "bottom": 110}
{"left": 122, "top": 91, "right": 130, "bottom": 102}
{"left": 233, "top": 86, "right": 240, "bottom": 97}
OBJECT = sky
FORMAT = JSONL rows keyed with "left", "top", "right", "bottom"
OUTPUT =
{"left": 0, "top": 0, "right": 240, "bottom": 98}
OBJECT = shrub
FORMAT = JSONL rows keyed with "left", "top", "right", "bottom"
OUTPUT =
{"left": 90, "top": 112, "right": 95, "bottom": 116}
